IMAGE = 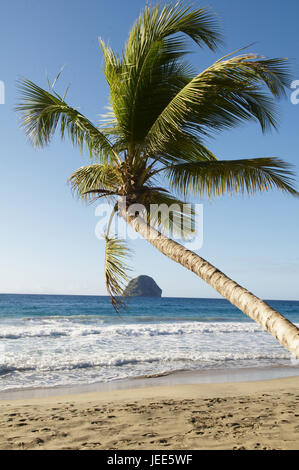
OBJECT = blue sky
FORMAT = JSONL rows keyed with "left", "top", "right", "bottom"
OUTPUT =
{"left": 0, "top": 0, "right": 298, "bottom": 299}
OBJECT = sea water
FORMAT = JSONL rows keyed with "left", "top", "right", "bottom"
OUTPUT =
{"left": 0, "top": 294, "right": 298, "bottom": 392}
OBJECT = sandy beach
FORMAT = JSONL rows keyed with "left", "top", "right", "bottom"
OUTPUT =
{"left": 0, "top": 376, "right": 298, "bottom": 450}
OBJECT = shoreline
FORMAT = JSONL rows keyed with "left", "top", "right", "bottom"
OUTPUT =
{"left": 1, "top": 363, "right": 299, "bottom": 401}
{"left": 0, "top": 375, "right": 298, "bottom": 449}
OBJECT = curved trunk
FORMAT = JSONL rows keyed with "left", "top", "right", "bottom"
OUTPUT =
{"left": 120, "top": 210, "right": 299, "bottom": 358}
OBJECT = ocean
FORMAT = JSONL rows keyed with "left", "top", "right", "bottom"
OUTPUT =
{"left": 0, "top": 294, "right": 299, "bottom": 393}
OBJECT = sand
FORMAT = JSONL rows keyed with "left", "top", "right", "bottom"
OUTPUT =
{"left": 0, "top": 376, "right": 298, "bottom": 450}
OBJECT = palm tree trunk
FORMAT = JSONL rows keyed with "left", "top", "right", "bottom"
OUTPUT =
{"left": 120, "top": 209, "right": 299, "bottom": 358}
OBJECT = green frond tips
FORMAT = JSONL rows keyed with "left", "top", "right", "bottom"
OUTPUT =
{"left": 126, "top": 1, "right": 223, "bottom": 54}
{"left": 68, "top": 164, "right": 122, "bottom": 201}
{"left": 148, "top": 132, "right": 218, "bottom": 166}
{"left": 104, "top": 236, "right": 131, "bottom": 310}
{"left": 144, "top": 55, "right": 291, "bottom": 154}
{"left": 100, "top": 2, "right": 222, "bottom": 148}
{"left": 166, "top": 157, "right": 299, "bottom": 198}
{"left": 16, "top": 78, "right": 120, "bottom": 163}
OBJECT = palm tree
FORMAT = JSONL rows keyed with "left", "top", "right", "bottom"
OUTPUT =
{"left": 17, "top": 2, "right": 299, "bottom": 357}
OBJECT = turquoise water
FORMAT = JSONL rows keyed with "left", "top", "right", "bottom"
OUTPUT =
{"left": 0, "top": 294, "right": 298, "bottom": 391}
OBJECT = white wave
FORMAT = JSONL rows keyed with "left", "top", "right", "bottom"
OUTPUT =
{"left": 0, "top": 350, "right": 291, "bottom": 374}
{"left": 0, "top": 320, "right": 282, "bottom": 339}
{"left": 0, "top": 318, "right": 298, "bottom": 391}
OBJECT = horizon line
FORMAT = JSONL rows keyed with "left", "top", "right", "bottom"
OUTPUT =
{"left": 0, "top": 292, "right": 298, "bottom": 302}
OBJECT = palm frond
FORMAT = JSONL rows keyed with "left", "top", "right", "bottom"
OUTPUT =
{"left": 165, "top": 157, "right": 299, "bottom": 197}
{"left": 100, "top": 2, "right": 221, "bottom": 151}
{"left": 68, "top": 163, "right": 122, "bottom": 201}
{"left": 104, "top": 235, "right": 131, "bottom": 310}
{"left": 146, "top": 131, "right": 218, "bottom": 168}
{"left": 16, "top": 78, "right": 120, "bottom": 163}
{"left": 101, "top": 42, "right": 195, "bottom": 148}
{"left": 125, "top": 2, "right": 222, "bottom": 55}
{"left": 145, "top": 54, "right": 291, "bottom": 154}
